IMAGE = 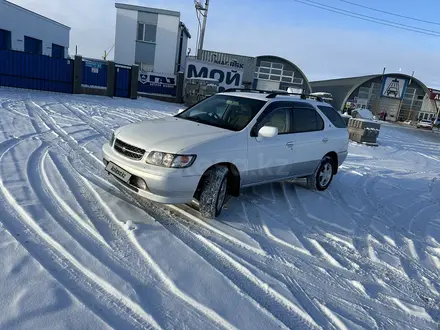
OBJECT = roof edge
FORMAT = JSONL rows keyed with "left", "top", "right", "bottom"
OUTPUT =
{"left": 115, "top": 3, "right": 180, "bottom": 17}
{"left": 2, "top": 0, "right": 70, "bottom": 30}
{"left": 180, "top": 22, "right": 191, "bottom": 38}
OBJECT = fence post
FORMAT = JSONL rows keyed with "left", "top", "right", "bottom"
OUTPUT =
{"left": 176, "top": 72, "right": 185, "bottom": 103}
{"left": 73, "top": 55, "right": 82, "bottom": 94}
{"left": 106, "top": 61, "right": 115, "bottom": 97}
{"left": 130, "top": 65, "right": 139, "bottom": 99}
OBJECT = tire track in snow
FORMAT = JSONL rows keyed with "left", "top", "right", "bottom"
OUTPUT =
{"left": 39, "top": 148, "right": 111, "bottom": 248}
{"left": 0, "top": 137, "right": 161, "bottom": 330}
{"left": 82, "top": 164, "right": 316, "bottom": 329}
{"left": 236, "top": 193, "right": 439, "bottom": 328}
{"left": 26, "top": 102, "right": 234, "bottom": 329}
{"left": 80, "top": 177, "right": 238, "bottom": 330}
{"left": 1, "top": 100, "right": 33, "bottom": 120}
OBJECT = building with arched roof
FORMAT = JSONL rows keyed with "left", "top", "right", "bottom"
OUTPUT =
{"left": 311, "top": 73, "right": 428, "bottom": 122}
{"left": 253, "top": 55, "right": 311, "bottom": 94}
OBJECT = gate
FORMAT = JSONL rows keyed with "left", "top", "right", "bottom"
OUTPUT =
{"left": 82, "top": 59, "right": 108, "bottom": 89}
{"left": 0, "top": 49, "right": 73, "bottom": 93}
{"left": 114, "top": 64, "right": 131, "bottom": 98}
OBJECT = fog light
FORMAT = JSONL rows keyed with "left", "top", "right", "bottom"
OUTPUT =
{"left": 133, "top": 177, "right": 147, "bottom": 190}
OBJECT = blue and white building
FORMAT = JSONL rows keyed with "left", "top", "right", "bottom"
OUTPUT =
{"left": 114, "top": 3, "right": 191, "bottom": 75}
{"left": 0, "top": 0, "right": 70, "bottom": 58}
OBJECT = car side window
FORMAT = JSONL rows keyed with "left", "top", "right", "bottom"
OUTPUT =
{"left": 317, "top": 105, "right": 346, "bottom": 128}
{"left": 292, "top": 108, "right": 324, "bottom": 133}
{"left": 259, "top": 107, "right": 293, "bottom": 134}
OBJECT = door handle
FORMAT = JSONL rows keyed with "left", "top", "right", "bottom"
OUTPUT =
{"left": 322, "top": 138, "right": 329, "bottom": 143}
{"left": 286, "top": 142, "right": 294, "bottom": 148}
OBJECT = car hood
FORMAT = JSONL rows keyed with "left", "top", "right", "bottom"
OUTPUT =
{"left": 114, "top": 116, "right": 236, "bottom": 153}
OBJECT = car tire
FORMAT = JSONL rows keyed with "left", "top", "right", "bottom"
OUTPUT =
{"left": 306, "top": 156, "right": 334, "bottom": 191}
{"left": 199, "top": 166, "right": 229, "bottom": 219}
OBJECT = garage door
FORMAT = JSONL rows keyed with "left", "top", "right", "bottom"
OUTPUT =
{"left": 379, "top": 97, "right": 400, "bottom": 122}
{"left": 257, "top": 80, "right": 279, "bottom": 91}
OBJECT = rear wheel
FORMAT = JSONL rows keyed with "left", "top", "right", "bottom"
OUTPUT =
{"left": 306, "top": 156, "right": 334, "bottom": 191}
{"left": 199, "top": 166, "right": 229, "bottom": 219}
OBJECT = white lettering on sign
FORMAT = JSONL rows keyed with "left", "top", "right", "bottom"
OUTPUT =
{"left": 185, "top": 58, "right": 244, "bottom": 91}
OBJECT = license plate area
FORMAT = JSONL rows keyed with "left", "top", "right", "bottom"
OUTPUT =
{"left": 106, "top": 162, "right": 132, "bottom": 183}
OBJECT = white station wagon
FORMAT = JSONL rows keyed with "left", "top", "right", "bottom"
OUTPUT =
{"left": 102, "top": 90, "right": 349, "bottom": 218}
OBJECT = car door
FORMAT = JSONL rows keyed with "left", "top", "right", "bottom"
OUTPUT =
{"left": 289, "top": 104, "right": 327, "bottom": 177}
{"left": 316, "top": 104, "right": 349, "bottom": 156}
{"left": 243, "top": 102, "right": 296, "bottom": 186}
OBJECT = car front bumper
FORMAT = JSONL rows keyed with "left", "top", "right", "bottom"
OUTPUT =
{"left": 102, "top": 143, "right": 200, "bottom": 204}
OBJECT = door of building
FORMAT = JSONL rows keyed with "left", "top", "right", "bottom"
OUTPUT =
{"left": 256, "top": 79, "right": 279, "bottom": 91}
{"left": 379, "top": 97, "right": 400, "bottom": 121}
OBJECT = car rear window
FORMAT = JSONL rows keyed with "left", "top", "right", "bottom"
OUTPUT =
{"left": 317, "top": 105, "right": 346, "bottom": 128}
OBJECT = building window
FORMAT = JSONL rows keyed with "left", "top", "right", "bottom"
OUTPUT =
{"left": 24, "top": 36, "right": 42, "bottom": 55}
{"left": 51, "top": 43, "right": 64, "bottom": 58}
{"left": 137, "top": 22, "right": 157, "bottom": 43}
{"left": 136, "top": 62, "right": 154, "bottom": 72}
{"left": 256, "top": 61, "right": 299, "bottom": 83}
{"left": 292, "top": 77, "right": 304, "bottom": 85}
{"left": 0, "top": 29, "right": 11, "bottom": 50}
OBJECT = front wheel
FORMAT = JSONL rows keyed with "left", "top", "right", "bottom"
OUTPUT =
{"left": 199, "top": 166, "right": 229, "bottom": 219}
{"left": 306, "top": 156, "right": 334, "bottom": 191}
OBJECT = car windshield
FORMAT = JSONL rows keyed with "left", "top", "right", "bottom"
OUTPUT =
{"left": 176, "top": 95, "right": 267, "bottom": 131}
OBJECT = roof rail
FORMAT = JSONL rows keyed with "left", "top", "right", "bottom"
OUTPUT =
{"left": 223, "top": 88, "right": 269, "bottom": 94}
{"left": 266, "top": 91, "right": 323, "bottom": 102}
{"left": 222, "top": 88, "right": 323, "bottom": 102}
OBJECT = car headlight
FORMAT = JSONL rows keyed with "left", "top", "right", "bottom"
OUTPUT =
{"left": 146, "top": 151, "right": 196, "bottom": 168}
{"left": 109, "top": 132, "right": 115, "bottom": 146}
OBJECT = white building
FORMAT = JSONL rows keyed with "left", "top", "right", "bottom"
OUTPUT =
{"left": 0, "top": 0, "right": 70, "bottom": 58}
{"left": 420, "top": 88, "right": 440, "bottom": 121}
{"left": 114, "top": 3, "right": 191, "bottom": 74}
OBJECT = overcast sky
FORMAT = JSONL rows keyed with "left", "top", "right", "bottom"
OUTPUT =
{"left": 9, "top": 0, "right": 440, "bottom": 88}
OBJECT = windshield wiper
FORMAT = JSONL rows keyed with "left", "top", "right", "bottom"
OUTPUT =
{"left": 182, "top": 116, "right": 232, "bottom": 130}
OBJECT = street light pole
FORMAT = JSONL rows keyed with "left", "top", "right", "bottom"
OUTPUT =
{"left": 195, "top": 0, "right": 209, "bottom": 54}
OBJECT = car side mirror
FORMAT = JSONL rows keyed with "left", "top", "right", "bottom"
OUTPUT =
{"left": 256, "top": 126, "right": 278, "bottom": 142}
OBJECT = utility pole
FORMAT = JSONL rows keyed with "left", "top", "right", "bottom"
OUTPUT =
{"left": 195, "top": 0, "right": 209, "bottom": 55}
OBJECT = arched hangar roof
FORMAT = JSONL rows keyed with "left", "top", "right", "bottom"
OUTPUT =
{"left": 310, "top": 73, "right": 428, "bottom": 111}
{"left": 256, "top": 55, "right": 312, "bottom": 93}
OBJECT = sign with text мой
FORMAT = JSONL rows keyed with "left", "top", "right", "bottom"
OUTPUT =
{"left": 185, "top": 58, "right": 244, "bottom": 92}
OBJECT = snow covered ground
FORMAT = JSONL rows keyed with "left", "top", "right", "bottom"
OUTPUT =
{"left": 0, "top": 87, "right": 439, "bottom": 330}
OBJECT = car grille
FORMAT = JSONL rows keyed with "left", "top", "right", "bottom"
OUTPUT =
{"left": 114, "top": 139, "right": 145, "bottom": 160}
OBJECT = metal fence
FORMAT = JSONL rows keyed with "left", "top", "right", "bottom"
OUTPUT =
{"left": 0, "top": 49, "right": 73, "bottom": 93}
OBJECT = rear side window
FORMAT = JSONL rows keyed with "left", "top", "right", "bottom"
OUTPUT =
{"left": 292, "top": 108, "right": 324, "bottom": 133}
{"left": 318, "top": 105, "right": 346, "bottom": 128}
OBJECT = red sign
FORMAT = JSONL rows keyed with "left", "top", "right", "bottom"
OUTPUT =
{"left": 429, "top": 88, "right": 440, "bottom": 100}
